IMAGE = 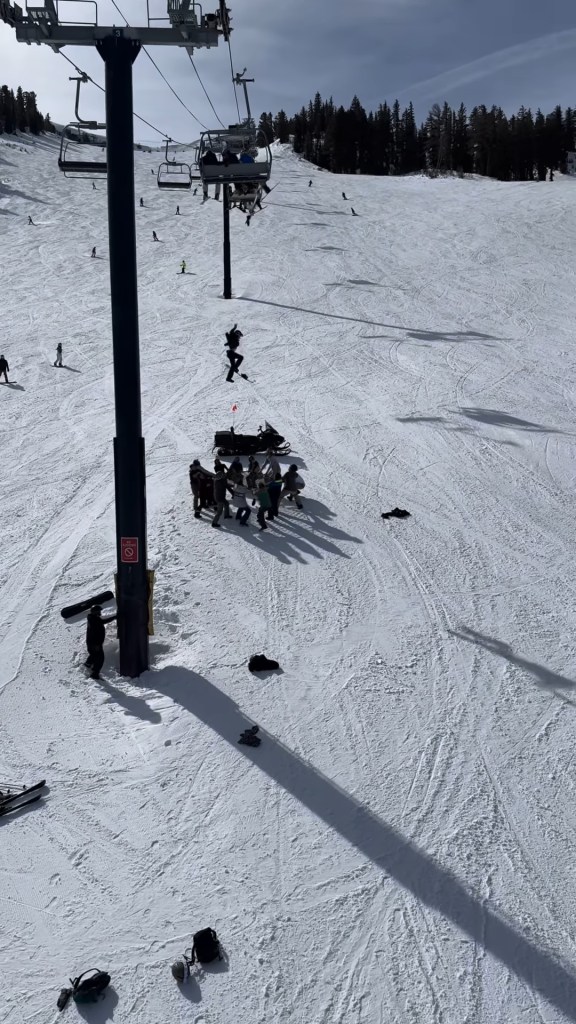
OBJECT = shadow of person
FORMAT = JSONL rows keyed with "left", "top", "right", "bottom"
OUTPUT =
{"left": 61, "top": 365, "right": 82, "bottom": 373}
{"left": 2, "top": 382, "right": 25, "bottom": 391}
{"left": 143, "top": 664, "right": 576, "bottom": 1022}
{"left": 98, "top": 678, "right": 162, "bottom": 724}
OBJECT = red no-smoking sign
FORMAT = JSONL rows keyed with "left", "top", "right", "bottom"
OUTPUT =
{"left": 121, "top": 537, "right": 139, "bottom": 563}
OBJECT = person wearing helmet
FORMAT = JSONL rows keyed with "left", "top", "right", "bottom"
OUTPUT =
{"left": 280, "top": 465, "right": 305, "bottom": 509}
{"left": 84, "top": 605, "right": 116, "bottom": 680}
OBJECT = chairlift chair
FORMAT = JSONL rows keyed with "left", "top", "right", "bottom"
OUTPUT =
{"left": 198, "top": 128, "right": 272, "bottom": 192}
{"left": 58, "top": 75, "right": 107, "bottom": 178}
{"left": 157, "top": 137, "right": 193, "bottom": 190}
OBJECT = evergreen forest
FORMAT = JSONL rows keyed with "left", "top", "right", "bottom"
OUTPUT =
{"left": 258, "top": 95, "right": 576, "bottom": 181}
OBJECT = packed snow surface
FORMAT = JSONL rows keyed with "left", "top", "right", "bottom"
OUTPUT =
{"left": 2, "top": 135, "right": 576, "bottom": 1024}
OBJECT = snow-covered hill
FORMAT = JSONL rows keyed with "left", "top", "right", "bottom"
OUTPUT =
{"left": 2, "top": 132, "right": 576, "bottom": 1024}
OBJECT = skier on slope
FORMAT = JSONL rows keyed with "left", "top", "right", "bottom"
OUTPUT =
{"left": 28, "top": 215, "right": 34, "bottom": 225}
{"left": 54, "top": 343, "right": 63, "bottom": 367}
{"left": 91, "top": 247, "right": 97, "bottom": 258}
{"left": 180, "top": 259, "right": 187, "bottom": 274}
{"left": 153, "top": 231, "right": 159, "bottom": 242}
{"left": 0, "top": 354, "right": 9, "bottom": 383}
{"left": 84, "top": 605, "right": 116, "bottom": 680}
{"left": 225, "top": 324, "right": 244, "bottom": 382}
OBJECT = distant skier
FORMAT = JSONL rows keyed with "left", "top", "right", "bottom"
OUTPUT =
{"left": 176, "top": 205, "right": 180, "bottom": 215}
{"left": 180, "top": 259, "right": 187, "bottom": 274}
{"left": 0, "top": 354, "right": 9, "bottom": 383}
{"left": 152, "top": 230, "right": 158, "bottom": 241}
{"left": 54, "top": 343, "right": 63, "bottom": 367}
{"left": 351, "top": 207, "right": 358, "bottom": 217}
{"left": 28, "top": 215, "right": 34, "bottom": 225}
{"left": 308, "top": 180, "right": 312, "bottom": 187}
{"left": 92, "top": 182, "right": 96, "bottom": 190}
{"left": 225, "top": 324, "right": 244, "bottom": 382}
{"left": 342, "top": 192, "right": 348, "bottom": 200}
{"left": 91, "top": 247, "right": 97, "bottom": 258}
{"left": 139, "top": 197, "right": 144, "bottom": 207}
{"left": 84, "top": 605, "right": 116, "bottom": 680}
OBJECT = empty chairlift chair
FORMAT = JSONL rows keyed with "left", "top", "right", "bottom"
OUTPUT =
{"left": 157, "top": 138, "right": 193, "bottom": 190}
{"left": 58, "top": 74, "right": 107, "bottom": 179}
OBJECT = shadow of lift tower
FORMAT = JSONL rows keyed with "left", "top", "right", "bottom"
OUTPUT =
{"left": 0, "top": 0, "right": 232, "bottom": 676}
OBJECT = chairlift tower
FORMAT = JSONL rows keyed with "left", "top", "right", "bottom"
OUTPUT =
{"left": 0, "top": 0, "right": 231, "bottom": 678}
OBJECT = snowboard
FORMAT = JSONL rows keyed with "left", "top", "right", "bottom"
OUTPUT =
{"left": 61, "top": 590, "right": 114, "bottom": 620}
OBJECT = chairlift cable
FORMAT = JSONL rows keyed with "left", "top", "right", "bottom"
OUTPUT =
{"left": 226, "top": 38, "right": 242, "bottom": 122}
{"left": 187, "top": 54, "right": 225, "bottom": 129}
{"left": 58, "top": 51, "right": 180, "bottom": 141}
{"left": 107, "top": 0, "right": 209, "bottom": 130}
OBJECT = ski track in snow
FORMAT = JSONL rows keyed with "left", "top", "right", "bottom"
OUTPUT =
{"left": 2, "top": 135, "right": 576, "bottom": 1023}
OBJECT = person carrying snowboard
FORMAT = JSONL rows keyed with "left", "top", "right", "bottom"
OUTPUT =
{"left": 0, "top": 354, "right": 9, "bottom": 383}
{"left": 54, "top": 343, "right": 63, "bottom": 367}
{"left": 84, "top": 605, "right": 116, "bottom": 680}
{"left": 225, "top": 324, "right": 244, "bottom": 382}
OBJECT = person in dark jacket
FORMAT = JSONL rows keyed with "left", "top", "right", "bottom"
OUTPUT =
{"left": 54, "top": 343, "right": 63, "bottom": 367}
{"left": 189, "top": 459, "right": 204, "bottom": 517}
{"left": 281, "top": 465, "right": 304, "bottom": 508}
{"left": 267, "top": 472, "right": 283, "bottom": 518}
{"left": 225, "top": 324, "right": 244, "bottom": 382}
{"left": 0, "top": 355, "right": 9, "bottom": 383}
{"left": 212, "top": 469, "right": 234, "bottom": 527}
{"left": 84, "top": 605, "right": 116, "bottom": 679}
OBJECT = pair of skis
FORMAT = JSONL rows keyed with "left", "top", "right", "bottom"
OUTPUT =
{"left": 0, "top": 779, "right": 47, "bottom": 817}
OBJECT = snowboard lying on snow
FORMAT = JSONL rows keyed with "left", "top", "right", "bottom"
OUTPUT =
{"left": 61, "top": 590, "right": 114, "bottom": 620}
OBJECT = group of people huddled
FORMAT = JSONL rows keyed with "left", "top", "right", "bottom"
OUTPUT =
{"left": 189, "top": 452, "right": 305, "bottom": 532}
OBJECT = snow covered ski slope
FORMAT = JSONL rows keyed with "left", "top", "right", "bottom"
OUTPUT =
{"left": 2, "top": 133, "right": 576, "bottom": 1023}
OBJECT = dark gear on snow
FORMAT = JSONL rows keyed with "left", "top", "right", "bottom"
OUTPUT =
{"left": 58, "top": 969, "right": 111, "bottom": 1011}
{"left": 192, "top": 928, "right": 223, "bottom": 964}
{"left": 248, "top": 654, "right": 280, "bottom": 672}
{"left": 381, "top": 508, "right": 411, "bottom": 519}
{"left": 239, "top": 725, "right": 261, "bottom": 747}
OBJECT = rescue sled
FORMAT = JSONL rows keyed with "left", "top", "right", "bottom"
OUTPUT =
{"left": 213, "top": 421, "right": 291, "bottom": 457}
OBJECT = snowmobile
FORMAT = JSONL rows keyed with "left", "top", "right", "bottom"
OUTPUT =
{"left": 213, "top": 421, "right": 291, "bottom": 457}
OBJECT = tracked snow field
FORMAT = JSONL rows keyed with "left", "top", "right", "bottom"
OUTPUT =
{"left": 2, "top": 134, "right": 576, "bottom": 1023}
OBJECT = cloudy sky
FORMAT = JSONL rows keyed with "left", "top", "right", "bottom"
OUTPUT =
{"left": 1, "top": 0, "right": 576, "bottom": 144}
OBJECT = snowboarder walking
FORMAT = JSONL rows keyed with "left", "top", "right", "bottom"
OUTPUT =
{"left": 91, "top": 247, "right": 97, "bottom": 258}
{"left": 28, "top": 215, "right": 34, "bottom": 225}
{"left": 212, "top": 469, "right": 234, "bottom": 528}
{"left": 180, "top": 259, "right": 186, "bottom": 274}
{"left": 54, "top": 343, "right": 63, "bottom": 367}
{"left": 253, "top": 481, "right": 272, "bottom": 530}
{"left": 152, "top": 231, "right": 158, "bottom": 241}
{"left": 84, "top": 605, "right": 116, "bottom": 680}
{"left": 0, "top": 354, "right": 9, "bottom": 383}
{"left": 225, "top": 324, "right": 244, "bottom": 382}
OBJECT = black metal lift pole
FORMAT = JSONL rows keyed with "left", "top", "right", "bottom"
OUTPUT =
{"left": 223, "top": 184, "right": 232, "bottom": 299}
{"left": 98, "top": 34, "right": 149, "bottom": 678}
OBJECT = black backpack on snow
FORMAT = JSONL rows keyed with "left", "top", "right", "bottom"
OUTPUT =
{"left": 57, "top": 969, "right": 111, "bottom": 1011}
{"left": 192, "top": 928, "right": 222, "bottom": 964}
